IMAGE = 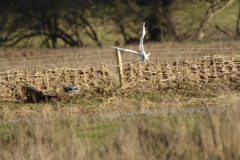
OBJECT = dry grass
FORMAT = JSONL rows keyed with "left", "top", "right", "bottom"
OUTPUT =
{"left": 1, "top": 53, "right": 240, "bottom": 103}
{"left": 1, "top": 42, "right": 240, "bottom": 159}
{"left": 0, "top": 40, "right": 240, "bottom": 68}
{"left": 1, "top": 109, "right": 240, "bottom": 160}
{"left": 0, "top": 87, "right": 240, "bottom": 124}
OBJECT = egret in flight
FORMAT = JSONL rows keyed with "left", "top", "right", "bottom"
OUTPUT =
{"left": 110, "top": 22, "right": 150, "bottom": 62}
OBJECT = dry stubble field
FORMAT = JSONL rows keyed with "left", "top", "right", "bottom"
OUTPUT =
{"left": 1, "top": 41, "right": 240, "bottom": 120}
{"left": 1, "top": 41, "right": 240, "bottom": 159}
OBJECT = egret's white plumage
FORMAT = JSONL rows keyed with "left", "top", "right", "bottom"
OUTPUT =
{"left": 110, "top": 22, "right": 150, "bottom": 62}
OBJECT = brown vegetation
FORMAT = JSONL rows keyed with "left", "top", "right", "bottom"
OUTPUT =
{"left": 1, "top": 41, "right": 240, "bottom": 159}
{"left": 1, "top": 110, "right": 240, "bottom": 160}
{"left": 1, "top": 54, "right": 240, "bottom": 102}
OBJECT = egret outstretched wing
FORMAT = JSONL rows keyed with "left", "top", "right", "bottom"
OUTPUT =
{"left": 139, "top": 22, "right": 146, "bottom": 54}
{"left": 109, "top": 46, "right": 139, "bottom": 55}
{"left": 109, "top": 22, "right": 149, "bottom": 62}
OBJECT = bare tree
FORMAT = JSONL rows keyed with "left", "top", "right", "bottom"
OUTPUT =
{"left": 197, "top": 0, "right": 236, "bottom": 40}
{"left": 236, "top": 1, "right": 240, "bottom": 36}
{"left": 123, "top": 0, "right": 178, "bottom": 42}
{"left": 1, "top": 0, "right": 238, "bottom": 47}
{"left": 0, "top": 0, "right": 102, "bottom": 48}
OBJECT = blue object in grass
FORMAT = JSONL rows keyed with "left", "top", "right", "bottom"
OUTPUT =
{"left": 65, "top": 86, "right": 79, "bottom": 93}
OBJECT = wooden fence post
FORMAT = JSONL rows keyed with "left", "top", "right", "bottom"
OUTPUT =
{"left": 115, "top": 49, "right": 124, "bottom": 87}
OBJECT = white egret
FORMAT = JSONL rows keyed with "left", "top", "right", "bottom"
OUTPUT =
{"left": 110, "top": 22, "right": 150, "bottom": 62}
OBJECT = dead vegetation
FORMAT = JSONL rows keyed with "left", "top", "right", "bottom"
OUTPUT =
{"left": 0, "top": 55, "right": 240, "bottom": 102}
{"left": 0, "top": 65, "right": 117, "bottom": 102}
{"left": 121, "top": 55, "right": 240, "bottom": 91}
{"left": 1, "top": 110, "right": 240, "bottom": 160}
{"left": 1, "top": 42, "right": 240, "bottom": 159}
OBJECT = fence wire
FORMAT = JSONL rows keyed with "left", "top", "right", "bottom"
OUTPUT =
{"left": 0, "top": 47, "right": 240, "bottom": 73}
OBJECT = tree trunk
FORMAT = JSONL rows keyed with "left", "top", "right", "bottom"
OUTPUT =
{"left": 197, "top": 0, "right": 235, "bottom": 40}
{"left": 148, "top": 3, "right": 176, "bottom": 42}
{"left": 237, "top": 1, "right": 240, "bottom": 36}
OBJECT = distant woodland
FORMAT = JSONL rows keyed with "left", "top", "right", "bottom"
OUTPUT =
{"left": 0, "top": 0, "right": 239, "bottom": 48}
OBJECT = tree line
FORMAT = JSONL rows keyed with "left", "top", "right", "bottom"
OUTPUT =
{"left": 0, "top": 0, "right": 239, "bottom": 48}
